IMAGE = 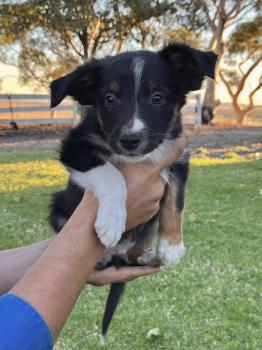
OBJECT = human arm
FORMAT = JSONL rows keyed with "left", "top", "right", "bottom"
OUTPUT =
{"left": 0, "top": 158, "right": 165, "bottom": 297}
{"left": 0, "top": 238, "right": 53, "bottom": 296}
{"left": 0, "top": 237, "right": 161, "bottom": 294}
{"left": 8, "top": 170, "right": 164, "bottom": 340}
{"left": 9, "top": 193, "right": 101, "bottom": 340}
{"left": 1, "top": 132, "right": 186, "bottom": 343}
{"left": 0, "top": 131, "right": 187, "bottom": 295}
{"left": 0, "top": 238, "right": 160, "bottom": 295}
{"left": 2, "top": 159, "right": 167, "bottom": 340}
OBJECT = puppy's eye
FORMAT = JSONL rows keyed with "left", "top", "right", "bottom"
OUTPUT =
{"left": 104, "top": 93, "right": 118, "bottom": 107}
{"left": 150, "top": 93, "right": 166, "bottom": 106}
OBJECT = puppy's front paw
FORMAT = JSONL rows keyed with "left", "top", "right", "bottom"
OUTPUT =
{"left": 157, "top": 239, "right": 185, "bottom": 266}
{"left": 95, "top": 204, "right": 127, "bottom": 249}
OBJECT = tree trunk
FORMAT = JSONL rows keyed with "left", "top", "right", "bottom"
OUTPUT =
{"left": 203, "top": 0, "right": 226, "bottom": 111}
{"left": 232, "top": 98, "right": 250, "bottom": 125}
{"left": 203, "top": 78, "right": 215, "bottom": 108}
{"left": 236, "top": 112, "right": 247, "bottom": 125}
{"left": 203, "top": 35, "right": 224, "bottom": 109}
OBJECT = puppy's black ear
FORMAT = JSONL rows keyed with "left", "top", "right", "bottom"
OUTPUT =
{"left": 159, "top": 43, "right": 218, "bottom": 91}
{"left": 50, "top": 60, "right": 100, "bottom": 108}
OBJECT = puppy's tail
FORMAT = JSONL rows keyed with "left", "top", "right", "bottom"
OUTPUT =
{"left": 101, "top": 282, "right": 126, "bottom": 338}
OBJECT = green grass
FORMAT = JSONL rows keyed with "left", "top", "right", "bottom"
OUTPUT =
{"left": 0, "top": 150, "right": 56, "bottom": 164}
{"left": 0, "top": 151, "right": 261, "bottom": 350}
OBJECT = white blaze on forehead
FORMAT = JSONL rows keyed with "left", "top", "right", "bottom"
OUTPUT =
{"left": 128, "top": 56, "right": 145, "bottom": 133}
{"left": 132, "top": 56, "right": 145, "bottom": 96}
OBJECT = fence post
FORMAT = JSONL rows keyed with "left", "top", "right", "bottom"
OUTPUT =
{"left": 7, "top": 94, "right": 14, "bottom": 121}
{"left": 72, "top": 104, "right": 78, "bottom": 124}
{"left": 51, "top": 110, "right": 58, "bottom": 119}
{"left": 195, "top": 94, "right": 202, "bottom": 130}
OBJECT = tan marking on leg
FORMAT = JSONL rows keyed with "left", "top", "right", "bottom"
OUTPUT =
{"left": 159, "top": 184, "right": 183, "bottom": 245}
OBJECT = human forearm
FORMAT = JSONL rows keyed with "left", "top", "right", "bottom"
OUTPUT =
{"left": 0, "top": 236, "right": 160, "bottom": 295}
{"left": 4, "top": 139, "right": 186, "bottom": 341}
{"left": 0, "top": 238, "right": 53, "bottom": 295}
{"left": 10, "top": 193, "right": 104, "bottom": 340}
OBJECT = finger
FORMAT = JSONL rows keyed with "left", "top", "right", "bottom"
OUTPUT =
{"left": 154, "top": 181, "right": 166, "bottom": 200}
{"left": 154, "top": 132, "right": 187, "bottom": 171}
{"left": 118, "top": 266, "right": 161, "bottom": 280}
{"left": 88, "top": 265, "right": 161, "bottom": 286}
{"left": 88, "top": 266, "right": 122, "bottom": 286}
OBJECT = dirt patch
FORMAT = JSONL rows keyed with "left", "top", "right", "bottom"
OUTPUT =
{"left": 0, "top": 125, "right": 68, "bottom": 152}
{"left": 187, "top": 126, "right": 262, "bottom": 149}
{"left": 0, "top": 124, "right": 261, "bottom": 155}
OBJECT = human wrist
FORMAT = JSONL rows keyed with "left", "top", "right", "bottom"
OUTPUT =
{"left": 9, "top": 192, "right": 104, "bottom": 340}
{"left": 59, "top": 192, "right": 105, "bottom": 261}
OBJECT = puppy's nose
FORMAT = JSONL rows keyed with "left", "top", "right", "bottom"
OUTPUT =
{"left": 119, "top": 132, "right": 141, "bottom": 151}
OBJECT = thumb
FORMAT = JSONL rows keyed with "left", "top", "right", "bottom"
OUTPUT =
{"left": 153, "top": 132, "right": 188, "bottom": 171}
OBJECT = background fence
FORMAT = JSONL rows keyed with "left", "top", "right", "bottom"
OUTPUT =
{"left": 0, "top": 93, "right": 201, "bottom": 128}
{"left": 0, "top": 94, "right": 78, "bottom": 126}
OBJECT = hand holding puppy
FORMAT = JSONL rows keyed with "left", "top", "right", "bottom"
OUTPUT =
{"left": 121, "top": 132, "right": 187, "bottom": 230}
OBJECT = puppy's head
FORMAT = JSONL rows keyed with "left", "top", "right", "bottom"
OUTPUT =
{"left": 51, "top": 43, "right": 217, "bottom": 156}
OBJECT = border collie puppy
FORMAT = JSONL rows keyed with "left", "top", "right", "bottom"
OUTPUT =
{"left": 49, "top": 43, "right": 217, "bottom": 337}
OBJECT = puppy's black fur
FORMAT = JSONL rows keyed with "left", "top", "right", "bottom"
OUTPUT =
{"left": 49, "top": 43, "right": 217, "bottom": 337}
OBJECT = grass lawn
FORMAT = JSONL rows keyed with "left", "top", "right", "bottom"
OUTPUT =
{"left": 0, "top": 151, "right": 261, "bottom": 350}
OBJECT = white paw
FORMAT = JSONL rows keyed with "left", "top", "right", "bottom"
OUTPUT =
{"left": 157, "top": 239, "right": 185, "bottom": 266}
{"left": 95, "top": 204, "right": 127, "bottom": 249}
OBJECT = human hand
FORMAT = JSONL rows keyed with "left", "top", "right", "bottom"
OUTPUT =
{"left": 80, "top": 133, "right": 187, "bottom": 233}
{"left": 87, "top": 265, "right": 160, "bottom": 286}
{"left": 121, "top": 133, "right": 187, "bottom": 230}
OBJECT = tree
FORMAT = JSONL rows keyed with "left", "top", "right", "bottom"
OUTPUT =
{"left": 166, "top": 26, "right": 203, "bottom": 47}
{"left": 219, "top": 16, "right": 262, "bottom": 124}
{"left": 186, "top": 0, "right": 261, "bottom": 112}
{"left": 0, "top": 0, "right": 180, "bottom": 89}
